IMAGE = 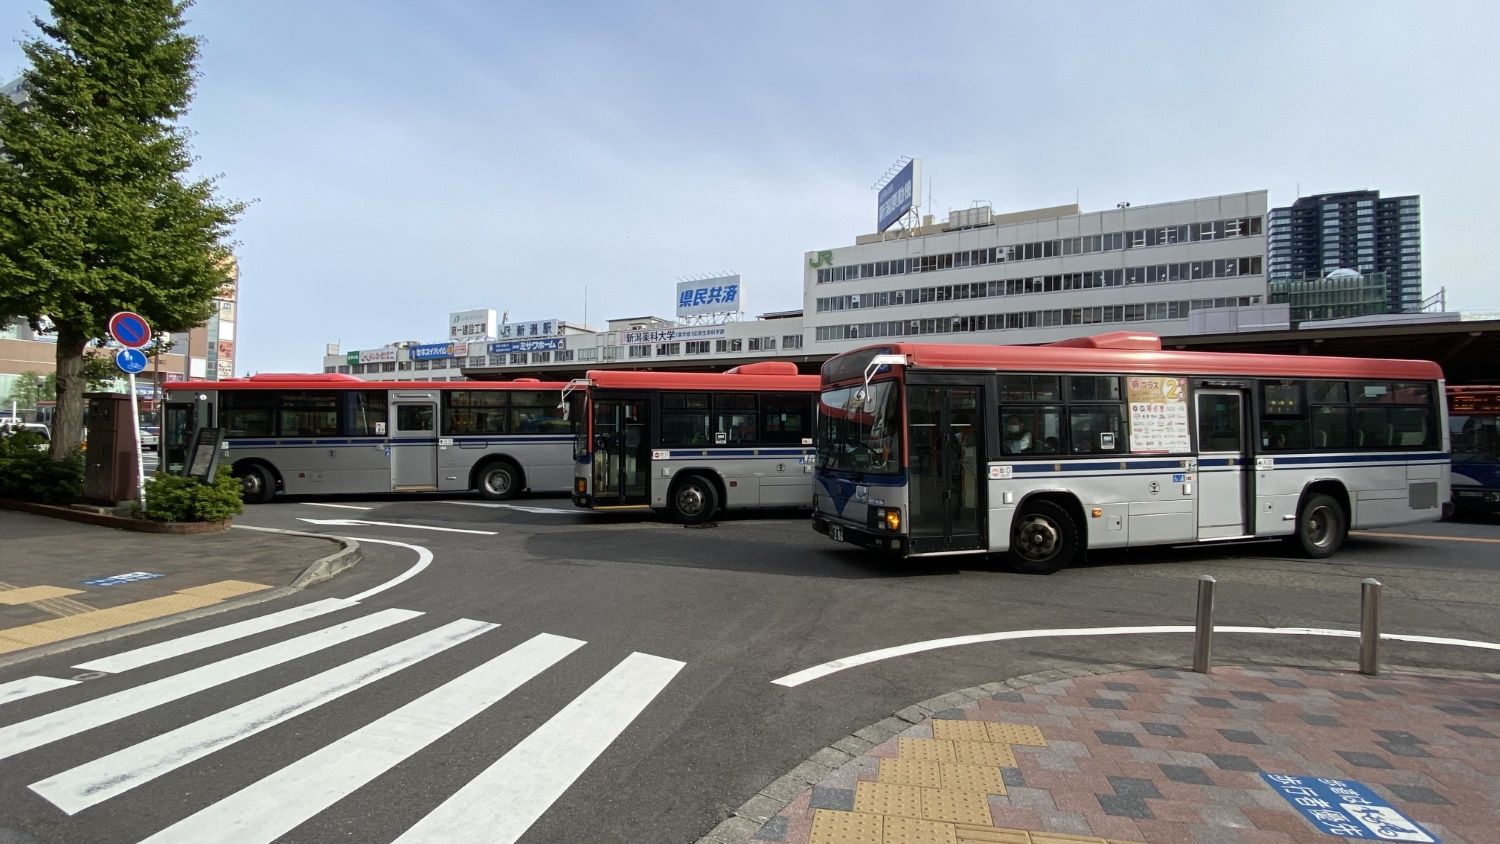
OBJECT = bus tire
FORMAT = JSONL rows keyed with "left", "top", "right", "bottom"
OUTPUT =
{"left": 1008, "top": 500, "right": 1078, "bottom": 575}
{"left": 235, "top": 463, "right": 275, "bottom": 504}
{"left": 1291, "top": 493, "right": 1346, "bottom": 558}
{"left": 477, "top": 460, "right": 521, "bottom": 501}
{"left": 669, "top": 475, "right": 718, "bottom": 525}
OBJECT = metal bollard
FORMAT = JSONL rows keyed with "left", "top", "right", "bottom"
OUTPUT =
{"left": 1193, "top": 575, "right": 1216, "bottom": 674}
{"left": 1360, "top": 578, "right": 1382, "bottom": 676}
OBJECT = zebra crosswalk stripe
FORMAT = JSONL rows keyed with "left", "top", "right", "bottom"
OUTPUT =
{"left": 73, "top": 597, "right": 358, "bottom": 674}
{"left": 393, "top": 651, "right": 684, "bottom": 843}
{"left": 133, "top": 632, "right": 586, "bottom": 844}
{"left": 0, "top": 676, "right": 79, "bottom": 708}
{"left": 0, "top": 608, "right": 421, "bottom": 763}
{"left": 31, "top": 618, "right": 496, "bottom": 815}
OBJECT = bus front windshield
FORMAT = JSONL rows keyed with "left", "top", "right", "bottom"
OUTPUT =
{"left": 1451, "top": 414, "right": 1500, "bottom": 463}
{"left": 817, "top": 381, "right": 901, "bottom": 473}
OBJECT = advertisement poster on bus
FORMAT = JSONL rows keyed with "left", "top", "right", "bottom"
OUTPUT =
{"left": 1127, "top": 376, "right": 1190, "bottom": 453}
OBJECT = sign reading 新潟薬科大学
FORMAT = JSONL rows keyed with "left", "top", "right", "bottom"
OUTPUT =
{"left": 676, "top": 277, "right": 741, "bottom": 319}
{"left": 623, "top": 326, "right": 727, "bottom": 345}
{"left": 876, "top": 159, "right": 921, "bottom": 233}
{"left": 1260, "top": 774, "right": 1437, "bottom": 842}
{"left": 1126, "top": 376, "right": 1190, "bottom": 454}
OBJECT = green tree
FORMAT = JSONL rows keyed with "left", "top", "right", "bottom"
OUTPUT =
{"left": 0, "top": 0, "right": 244, "bottom": 459}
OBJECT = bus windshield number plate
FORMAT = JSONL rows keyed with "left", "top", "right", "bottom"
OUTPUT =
{"left": 829, "top": 524, "right": 844, "bottom": 542}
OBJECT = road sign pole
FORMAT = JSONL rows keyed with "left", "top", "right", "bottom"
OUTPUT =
{"left": 128, "top": 372, "right": 146, "bottom": 513}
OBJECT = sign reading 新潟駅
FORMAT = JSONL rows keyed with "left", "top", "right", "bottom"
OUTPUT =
{"left": 449, "top": 309, "right": 497, "bottom": 341}
{"left": 623, "top": 326, "right": 727, "bottom": 345}
{"left": 498, "top": 319, "right": 560, "bottom": 339}
{"left": 488, "top": 338, "right": 564, "bottom": 354}
{"left": 1126, "top": 376, "right": 1190, "bottom": 454}
{"left": 676, "top": 277, "right": 741, "bottom": 318}
{"left": 410, "top": 342, "right": 457, "bottom": 360}
{"left": 877, "top": 159, "right": 921, "bottom": 233}
{"left": 1260, "top": 774, "right": 1437, "bottom": 842}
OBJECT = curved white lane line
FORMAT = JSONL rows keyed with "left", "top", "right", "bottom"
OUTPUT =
{"left": 772, "top": 625, "right": 1500, "bottom": 688}
{"left": 343, "top": 538, "right": 433, "bottom": 602}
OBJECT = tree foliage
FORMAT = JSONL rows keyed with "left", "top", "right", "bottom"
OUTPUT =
{"left": 0, "top": 0, "right": 244, "bottom": 457}
{"left": 1, "top": 358, "right": 118, "bottom": 408}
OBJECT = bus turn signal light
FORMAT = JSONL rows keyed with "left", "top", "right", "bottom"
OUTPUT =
{"left": 875, "top": 507, "right": 901, "bottom": 531}
{"left": 574, "top": 478, "right": 587, "bottom": 494}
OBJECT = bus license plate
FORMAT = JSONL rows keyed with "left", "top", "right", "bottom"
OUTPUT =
{"left": 829, "top": 524, "right": 844, "bottom": 542}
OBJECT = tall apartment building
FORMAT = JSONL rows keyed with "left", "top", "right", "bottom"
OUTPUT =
{"left": 1266, "top": 190, "right": 1422, "bottom": 313}
{"left": 803, "top": 191, "right": 1270, "bottom": 350}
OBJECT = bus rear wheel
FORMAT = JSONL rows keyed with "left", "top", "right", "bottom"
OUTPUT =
{"left": 1008, "top": 500, "right": 1078, "bottom": 575}
{"left": 669, "top": 475, "right": 718, "bottom": 525}
{"left": 1291, "top": 493, "right": 1346, "bottom": 558}
{"left": 236, "top": 463, "right": 275, "bottom": 504}
{"left": 477, "top": 461, "right": 521, "bottom": 501}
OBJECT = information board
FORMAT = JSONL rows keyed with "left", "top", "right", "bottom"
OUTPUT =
{"left": 184, "top": 428, "right": 225, "bottom": 482}
{"left": 1126, "top": 376, "right": 1190, "bottom": 454}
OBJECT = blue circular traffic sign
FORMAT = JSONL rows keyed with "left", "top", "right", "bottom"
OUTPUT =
{"left": 109, "top": 311, "right": 152, "bottom": 349}
{"left": 115, "top": 347, "right": 148, "bottom": 374}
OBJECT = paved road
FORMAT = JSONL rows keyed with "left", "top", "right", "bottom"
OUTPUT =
{"left": 1, "top": 495, "right": 1497, "bottom": 842}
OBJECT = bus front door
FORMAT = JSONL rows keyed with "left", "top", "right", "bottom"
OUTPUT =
{"left": 1195, "top": 390, "right": 1249, "bottom": 539}
{"left": 390, "top": 400, "right": 439, "bottom": 490}
{"left": 907, "top": 385, "right": 985, "bottom": 553}
{"left": 593, "top": 398, "right": 649, "bottom": 507}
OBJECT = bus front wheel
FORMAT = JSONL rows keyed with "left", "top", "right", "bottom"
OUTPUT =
{"left": 669, "top": 475, "right": 718, "bottom": 525}
{"left": 1008, "top": 500, "right": 1078, "bottom": 575}
{"left": 1291, "top": 493, "right": 1346, "bottom": 558}
{"left": 236, "top": 463, "right": 275, "bottom": 504}
{"left": 477, "top": 461, "right": 521, "bottom": 501}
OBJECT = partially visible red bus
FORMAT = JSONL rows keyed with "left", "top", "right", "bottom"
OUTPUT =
{"left": 1447, "top": 385, "right": 1500, "bottom": 515}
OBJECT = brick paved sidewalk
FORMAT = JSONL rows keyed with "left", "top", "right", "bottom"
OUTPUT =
{"left": 754, "top": 665, "right": 1499, "bottom": 844}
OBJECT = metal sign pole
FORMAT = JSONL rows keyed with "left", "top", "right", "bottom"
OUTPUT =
{"left": 127, "top": 372, "right": 146, "bottom": 512}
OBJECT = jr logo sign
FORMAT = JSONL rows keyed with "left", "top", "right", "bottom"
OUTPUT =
{"left": 808, "top": 250, "right": 834, "bottom": 268}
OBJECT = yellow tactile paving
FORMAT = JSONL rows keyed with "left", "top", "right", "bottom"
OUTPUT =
{"left": 810, "top": 809, "right": 884, "bottom": 844}
{"left": 921, "top": 788, "right": 992, "bottom": 825}
{"left": 880, "top": 757, "right": 945, "bottom": 788}
{"left": 951, "top": 741, "right": 1016, "bottom": 768}
{"left": 174, "top": 580, "right": 270, "bottom": 600}
{"left": 898, "top": 737, "right": 957, "bottom": 763}
{"left": 0, "top": 593, "right": 221, "bottom": 655}
{"left": 0, "top": 585, "right": 85, "bottom": 604}
{"left": 931, "top": 719, "right": 993, "bottom": 744}
{"left": 955, "top": 825, "right": 1031, "bottom": 844}
{"left": 884, "top": 814, "right": 957, "bottom": 844}
{"left": 854, "top": 781, "right": 924, "bottom": 819}
{"left": 985, "top": 723, "right": 1047, "bottom": 747}
{"left": 941, "top": 763, "right": 1006, "bottom": 795}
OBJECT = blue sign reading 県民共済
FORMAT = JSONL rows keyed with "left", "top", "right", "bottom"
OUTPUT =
{"left": 1260, "top": 774, "right": 1437, "bottom": 842}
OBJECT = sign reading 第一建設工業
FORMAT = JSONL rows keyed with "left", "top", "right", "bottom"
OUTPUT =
{"left": 449, "top": 309, "right": 497, "bottom": 341}
{"left": 1126, "top": 375, "right": 1190, "bottom": 454}
{"left": 488, "top": 338, "right": 564, "bottom": 354}
{"left": 622, "top": 326, "right": 727, "bottom": 345}
{"left": 675, "top": 277, "right": 741, "bottom": 318}
{"left": 1260, "top": 774, "right": 1437, "bottom": 842}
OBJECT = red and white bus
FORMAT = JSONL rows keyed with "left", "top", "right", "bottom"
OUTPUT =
{"left": 813, "top": 332, "right": 1447, "bottom": 572}
{"left": 566, "top": 362, "right": 820, "bottom": 522}
{"left": 1447, "top": 385, "right": 1500, "bottom": 515}
{"left": 163, "top": 374, "right": 572, "bottom": 502}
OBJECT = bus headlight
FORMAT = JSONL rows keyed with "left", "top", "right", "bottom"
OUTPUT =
{"left": 875, "top": 507, "right": 901, "bottom": 531}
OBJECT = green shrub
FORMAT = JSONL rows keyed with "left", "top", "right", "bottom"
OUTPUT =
{"left": 0, "top": 433, "right": 83, "bottom": 504}
{"left": 143, "top": 466, "right": 244, "bottom": 522}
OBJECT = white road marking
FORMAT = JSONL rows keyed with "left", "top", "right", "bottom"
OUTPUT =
{"left": 435, "top": 501, "right": 574, "bottom": 514}
{"left": 772, "top": 625, "right": 1500, "bottom": 687}
{"left": 297, "top": 518, "right": 497, "bottom": 536}
{"left": 0, "top": 608, "right": 420, "bottom": 761}
{"left": 32, "top": 618, "right": 495, "bottom": 814}
{"left": 344, "top": 538, "right": 433, "bottom": 603}
{"left": 393, "top": 651, "right": 684, "bottom": 844}
{"left": 135, "top": 633, "right": 585, "bottom": 844}
{"left": 0, "top": 676, "right": 79, "bottom": 708}
{"left": 303, "top": 502, "right": 374, "bottom": 511}
{"left": 74, "top": 598, "right": 357, "bottom": 674}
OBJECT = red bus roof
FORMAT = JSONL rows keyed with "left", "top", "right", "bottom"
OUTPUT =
{"left": 163, "top": 373, "right": 567, "bottom": 393}
{"left": 824, "top": 333, "right": 1443, "bottom": 384}
{"left": 587, "top": 364, "right": 819, "bottom": 392}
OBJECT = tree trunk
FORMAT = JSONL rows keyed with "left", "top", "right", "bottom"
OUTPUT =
{"left": 51, "top": 327, "right": 89, "bottom": 459}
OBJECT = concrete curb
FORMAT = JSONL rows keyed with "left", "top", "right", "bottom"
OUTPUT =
{"left": 693, "top": 657, "right": 1500, "bottom": 844}
{"left": 0, "top": 531, "right": 360, "bottom": 671}
{"left": 0, "top": 498, "right": 230, "bottom": 533}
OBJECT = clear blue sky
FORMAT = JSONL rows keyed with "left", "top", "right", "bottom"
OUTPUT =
{"left": 5, "top": 1, "right": 1498, "bottom": 373}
